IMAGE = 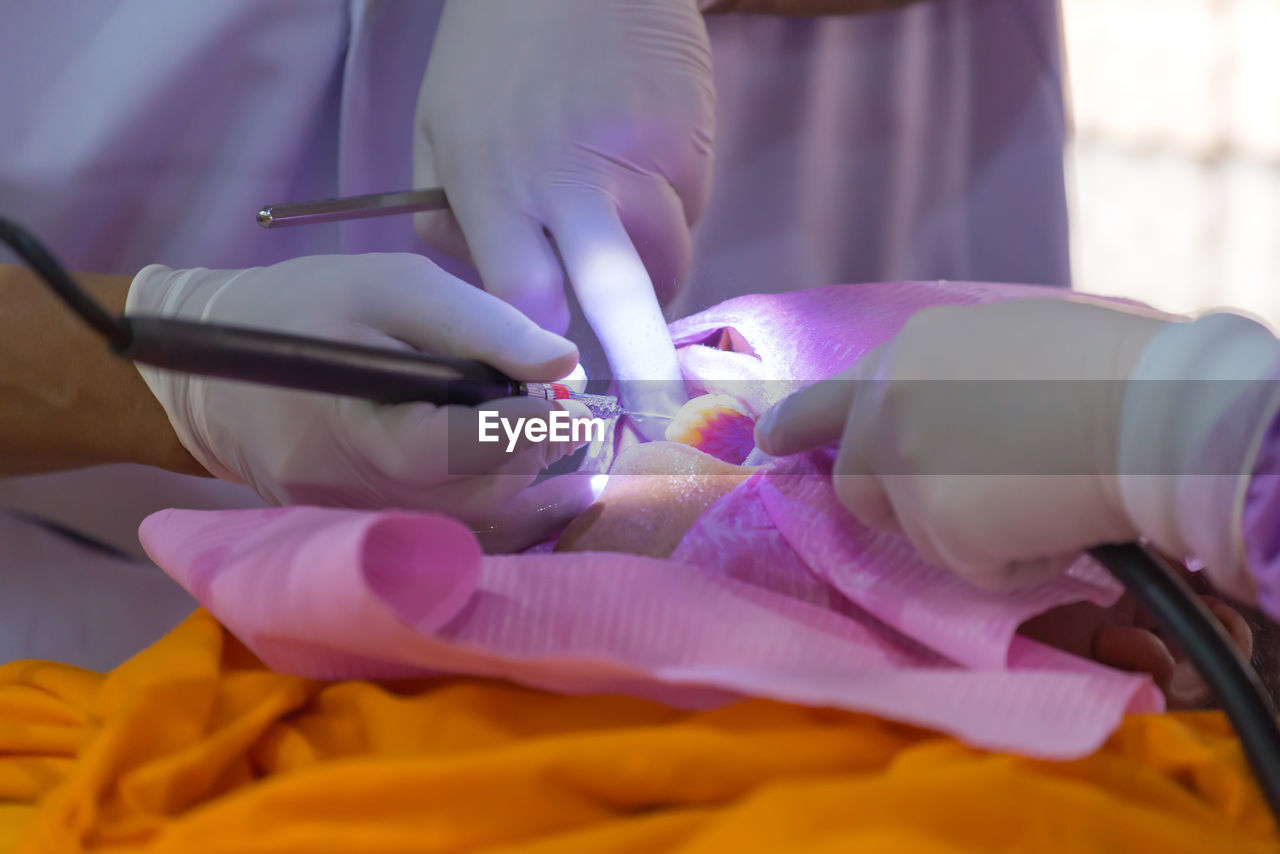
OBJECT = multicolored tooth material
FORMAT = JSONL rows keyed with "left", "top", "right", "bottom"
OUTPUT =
{"left": 663, "top": 394, "right": 757, "bottom": 464}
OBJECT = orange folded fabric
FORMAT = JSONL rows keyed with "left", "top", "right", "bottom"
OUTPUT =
{"left": 2, "top": 610, "right": 1277, "bottom": 853}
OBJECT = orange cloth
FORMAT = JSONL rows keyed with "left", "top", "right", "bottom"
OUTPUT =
{"left": 1, "top": 610, "right": 1277, "bottom": 854}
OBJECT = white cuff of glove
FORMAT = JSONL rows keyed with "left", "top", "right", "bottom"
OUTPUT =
{"left": 1119, "top": 312, "right": 1280, "bottom": 598}
{"left": 126, "top": 263, "right": 256, "bottom": 318}
{"left": 125, "top": 264, "right": 252, "bottom": 485}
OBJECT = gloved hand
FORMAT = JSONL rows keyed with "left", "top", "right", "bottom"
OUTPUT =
{"left": 414, "top": 0, "right": 713, "bottom": 423}
{"left": 128, "top": 254, "right": 593, "bottom": 530}
{"left": 755, "top": 298, "right": 1176, "bottom": 590}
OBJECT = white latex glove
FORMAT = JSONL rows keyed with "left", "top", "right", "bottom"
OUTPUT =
{"left": 1118, "top": 311, "right": 1280, "bottom": 601}
{"left": 414, "top": 0, "right": 713, "bottom": 424}
{"left": 127, "top": 254, "right": 593, "bottom": 530}
{"left": 755, "top": 298, "right": 1176, "bottom": 590}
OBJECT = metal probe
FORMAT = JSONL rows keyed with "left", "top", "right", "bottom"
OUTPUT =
{"left": 258, "top": 188, "right": 450, "bottom": 228}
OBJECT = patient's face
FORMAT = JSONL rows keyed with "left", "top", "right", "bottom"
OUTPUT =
{"left": 557, "top": 395, "right": 1261, "bottom": 710}
{"left": 557, "top": 392, "right": 761, "bottom": 557}
{"left": 556, "top": 440, "right": 754, "bottom": 558}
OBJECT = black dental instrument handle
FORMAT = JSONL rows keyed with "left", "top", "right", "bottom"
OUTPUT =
{"left": 119, "top": 316, "right": 525, "bottom": 407}
{"left": 1089, "top": 544, "right": 1280, "bottom": 824}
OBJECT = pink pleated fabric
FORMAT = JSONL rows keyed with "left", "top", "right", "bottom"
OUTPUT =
{"left": 137, "top": 282, "right": 1166, "bottom": 759}
{"left": 667, "top": 279, "right": 1137, "bottom": 416}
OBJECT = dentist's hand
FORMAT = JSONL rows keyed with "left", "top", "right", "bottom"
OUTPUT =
{"left": 128, "top": 254, "right": 587, "bottom": 525}
{"left": 756, "top": 299, "right": 1175, "bottom": 590}
{"left": 414, "top": 0, "right": 712, "bottom": 422}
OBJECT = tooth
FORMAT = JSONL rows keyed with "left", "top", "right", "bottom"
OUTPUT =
{"left": 664, "top": 393, "right": 757, "bottom": 465}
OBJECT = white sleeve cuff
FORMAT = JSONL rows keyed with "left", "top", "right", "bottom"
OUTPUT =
{"left": 1119, "top": 311, "right": 1280, "bottom": 594}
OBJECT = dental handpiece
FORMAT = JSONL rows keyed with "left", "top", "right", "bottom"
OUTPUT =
{"left": 119, "top": 315, "right": 628, "bottom": 419}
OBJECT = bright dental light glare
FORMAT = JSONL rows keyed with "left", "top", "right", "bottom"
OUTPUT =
{"left": 590, "top": 473, "right": 610, "bottom": 499}
{"left": 576, "top": 245, "right": 673, "bottom": 376}
{"left": 559, "top": 362, "right": 588, "bottom": 393}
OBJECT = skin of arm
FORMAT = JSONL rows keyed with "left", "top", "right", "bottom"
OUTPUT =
{"left": 0, "top": 263, "right": 206, "bottom": 477}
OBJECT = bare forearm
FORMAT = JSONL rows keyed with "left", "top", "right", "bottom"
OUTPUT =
{"left": 0, "top": 263, "right": 206, "bottom": 476}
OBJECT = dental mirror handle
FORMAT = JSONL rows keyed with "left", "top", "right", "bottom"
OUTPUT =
{"left": 257, "top": 188, "right": 450, "bottom": 228}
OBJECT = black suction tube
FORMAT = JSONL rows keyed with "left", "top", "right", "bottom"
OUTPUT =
{"left": 1090, "top": 544, "right": 1280, "bottom": 823}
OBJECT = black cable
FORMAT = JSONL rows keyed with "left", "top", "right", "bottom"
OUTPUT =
{"left": 0, "top": 217, "right": 132, "bottom": 349}
{"left": 1090, "top": 544, "right": 1280, "bottom": 824}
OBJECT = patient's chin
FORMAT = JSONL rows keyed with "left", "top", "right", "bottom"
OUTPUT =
{"left": 555, "top": 441, "right": 755, "bottom": 559}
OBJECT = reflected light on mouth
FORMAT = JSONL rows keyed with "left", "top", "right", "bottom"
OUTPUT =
{"left": 575, "top": 244, "right": 687, "bottom": 431}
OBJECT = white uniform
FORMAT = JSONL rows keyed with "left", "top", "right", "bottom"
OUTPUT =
{"left": 0, "top": 0, "right": 1067, "bottom": 669}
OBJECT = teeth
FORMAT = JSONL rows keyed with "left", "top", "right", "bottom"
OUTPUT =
{"left": 664, "top": 393, "right": 757, "bottom": 465}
